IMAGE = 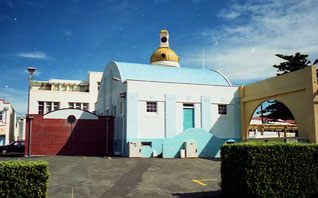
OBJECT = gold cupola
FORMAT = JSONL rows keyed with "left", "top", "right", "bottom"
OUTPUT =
{"left": 150, "top": 29, "right": 180, "bottom": 67}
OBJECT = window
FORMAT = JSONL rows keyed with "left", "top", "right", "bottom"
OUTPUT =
{"left": 53, "top": 102, "right": 60, "bottom": 111}
{"left": 46, "top": 102, "right": 52, "bottom": 113}
{"left": 38, "top": 101, "right": 59, "bottom": 114}
{"left": 69, "top": 103, "right": 74, "bottom": 109}
{"left": 53, "top": 85, "right": 59, "bottom": 91}
{"left": 97, "top": 82, "right": 101, "bottom": 91}
{"left": 146, "top": 102, "right": 157, "bottom": 112}
{"left": 61, "top": 85, "right": 67, "bottom": 91}
{"left": 75, "top": 103, "right": 81, "bottom": 109}
{"left": 0, "top": 112, "right": 3, "bottom": 121}
{"left": 113, "top": 106, "right": 116, "bottom": 116}
{"left": 120, "top": 102, "right": 124, "bottom": 115}
{"left": 83, "top": 103, "right": 89, "bottom": 111}
{"left": 218, "top": 104, "right": 227, "bottom": 115}
{"left": 38, "top": 102, "right": 44, "bottom": 114}
{"left": 69, "top": 85, "right": 74, "bottom": 92}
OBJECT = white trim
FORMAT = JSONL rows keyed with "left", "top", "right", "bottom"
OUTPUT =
{"left": 209, "top": 69, "right": 232, "bottom": 86}
{"left": 151, "top": 61, "right": 180, "bottom": 67}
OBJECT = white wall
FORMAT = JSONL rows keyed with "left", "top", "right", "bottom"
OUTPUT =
{"left": 0, "top": 101, "right": 17, "bottom": 144}
{"left": 138, "top": 101, "right": 165, "bottom": 138}
{"left": 29, "top": 72, "right": 102, "bottom": 114}
{"left": 127, "top": 80, "right": 240, "bottom": 139}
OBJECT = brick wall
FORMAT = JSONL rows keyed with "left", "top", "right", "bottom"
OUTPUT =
{"left": 25, "top": 114, "right": 114, "bottom": 156}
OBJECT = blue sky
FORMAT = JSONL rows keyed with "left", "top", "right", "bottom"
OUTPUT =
{"left": 1, "top": 0, "right": 318, "bottom": 114}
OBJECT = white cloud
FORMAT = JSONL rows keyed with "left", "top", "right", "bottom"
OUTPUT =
{"left": 183, "top": 0, "right": 318, "bottom": 84}
{"left": 0, "top": 88, "right": 27, "bottom": 115}
{"left": 16, "top": 51, "right": 51, "bottom": 60}
{"left": 218, "top": 10, "right": 241, "bottom": 19}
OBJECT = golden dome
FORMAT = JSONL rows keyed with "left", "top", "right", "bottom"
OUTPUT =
{"left": 160, "top": 29, "right": 168, "bottom": 34}
{"left": 150, "top": 47, "right": 179, "bottom": 63}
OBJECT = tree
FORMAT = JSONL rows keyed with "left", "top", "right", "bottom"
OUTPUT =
{"left": 257, "top": 53, "right": 318, "bottom": 122}
{"left": 273, "top": 52, "right": 318, "bottom": 76}
{"left": 257, "top": 100, "right": 294, "bottom": 121}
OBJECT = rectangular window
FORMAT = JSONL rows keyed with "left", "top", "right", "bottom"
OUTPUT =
{"left": 53, "top": 85, "right": 59, "bottom": 91}
{"left": 0, "top": 112, "right": 3, "bottom": 121}
{"left": 146, "top": 102, "right": 157, "bottom": 112}
{"left": 75, "top": 103, "right": 81, "bottom": 109}
{"left": 113, "top": 106, "right": 116, "bottom": 116}
{"left": 97, "top": 82, "right": 101, "bottom": 91}
{"left": 69, "top": 85, "right": 74, "bottom": 92}
{"left": 46, "top": 102, "right": 52, "bottom": 113}
{"left": 83, "top": 103, "right": 89, "bottom": 111}
{"left": 218, "top": 104, "right": 227, "bottom": 115}
{"left": 61, "top": 85, "right": 67, "bottom": 91}
{"left": 53, "top": 102, "right": 60, "bottom": 111}
{"left": 69, "top": 102, "right": 74, "bottom": 109}
{"left": 38, "top": 102, "right": 44, "bottom": 114}
{"left": 120, "top": 102, "right": 124, "bottom": 115}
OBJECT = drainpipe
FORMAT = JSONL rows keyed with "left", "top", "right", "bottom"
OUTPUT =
{"left": 106, "top": 117, "right": 109, "bottom": 155}
{"left": 28, "top": 115, "right": 33, "bottom": 157}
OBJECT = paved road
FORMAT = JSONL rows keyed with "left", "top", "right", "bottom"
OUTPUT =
{"left": 2, "top": 156, "right": 222, "bottom": 198}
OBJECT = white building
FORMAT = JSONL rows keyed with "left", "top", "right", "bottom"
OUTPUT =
{"left": 29, "top": 71, "right": 102, "bottom": 114}
{"left": 96, "top": 30, "right": 241, "bottom": 158}
{"left": 0, "top": 99, "right": 17, "bottom": 145}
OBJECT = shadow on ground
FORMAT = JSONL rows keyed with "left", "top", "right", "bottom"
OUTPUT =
{"left": 173, "top": 191, "right": 222, "bottom": 198}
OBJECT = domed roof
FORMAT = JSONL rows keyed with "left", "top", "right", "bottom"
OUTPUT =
{"left": 150, "top": 47, "right": 179, "bottom": 63}
{"left": 150, "top": 29, "right": 180, "bottom": 67}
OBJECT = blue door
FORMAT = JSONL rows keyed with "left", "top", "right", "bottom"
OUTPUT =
{"left": 183, "top": 108, "right": 194, "bottom": 131}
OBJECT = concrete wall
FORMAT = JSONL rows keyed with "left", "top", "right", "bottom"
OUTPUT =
{"left": 127, "top": 80, "right": 240, "bottom": 139}
{"left": 241, "top": 66, "right": 318, "bottom": 143}
{"left": 95, "top": 63, "right": 127, "bottom": 155}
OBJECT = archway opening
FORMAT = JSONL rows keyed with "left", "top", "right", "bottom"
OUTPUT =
{"left": 248, "top": 99, "right": 298, "bottom": 140}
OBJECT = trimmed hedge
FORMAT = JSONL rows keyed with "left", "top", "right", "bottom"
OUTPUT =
{"left": 0, "top": 160, "right": 49, "bottom": 198}
{"left": 221, "top": 142, "right": 318, "bottom": 198}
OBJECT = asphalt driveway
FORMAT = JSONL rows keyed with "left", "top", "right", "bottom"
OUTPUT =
{"left": 1, "top": 156, "right": 221, "bottom": 198}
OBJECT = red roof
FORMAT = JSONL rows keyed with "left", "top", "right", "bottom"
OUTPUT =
{"left": 251, "top": 117, "right": 296, "bottom": 124}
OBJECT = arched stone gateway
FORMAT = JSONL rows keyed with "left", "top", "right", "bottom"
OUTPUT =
{"left": 240, "top": 66, "right": 318, "bottom": 143}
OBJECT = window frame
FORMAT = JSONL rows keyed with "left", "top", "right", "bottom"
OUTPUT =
{"left": 38, "top": 101, "right": 44, "bottom": 114}
{"left": 146, "top": 102, "right": 157, "bottom": 113}
{"left": 218, "top": 104, "right": 227, "bottom": 116}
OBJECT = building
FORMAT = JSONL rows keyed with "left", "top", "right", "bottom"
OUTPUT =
{"left": 28, "top": 72, "right": 102, "bottom": 114}
{"left": 16, "top": 116, "right": 26, "bottom": 140}
{"left": 95, "top": 30, "right": 241, "bottom": 158}
{"left": 0, "top": 99, "right": 17, "bottom": 145}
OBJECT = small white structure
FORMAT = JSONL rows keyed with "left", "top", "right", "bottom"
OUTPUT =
{"left": 0, "top": 99, "right": 18, "bottom": 145}
{"left": 28, "top": 71, "right": 102, "bottom": 114}
{"left": 95, "top": 30, "right": 241, "bottom": 158}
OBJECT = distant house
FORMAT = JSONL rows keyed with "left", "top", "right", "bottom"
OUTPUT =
{"left": 28, "top": 72, "right": 102, "bottom": 114}
{"left": 0, "top": 99, "right": 17, "bottom": 145}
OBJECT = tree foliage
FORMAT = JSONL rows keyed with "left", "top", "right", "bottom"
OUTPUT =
{"left": 257, "top": 52, "right": 318, "bottom": 121}
{"left": 273, "top": 52, "right": 318, "bottom": 76}
{"left": 257, "top": 100, "right": 294, "bottom": 121}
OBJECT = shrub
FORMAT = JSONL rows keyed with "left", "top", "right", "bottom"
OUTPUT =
{"left": 0, "top": 160, "right": 49, "bottom": 198}
{"left": 221, "top": 142, "right": 318, "bottom": 198}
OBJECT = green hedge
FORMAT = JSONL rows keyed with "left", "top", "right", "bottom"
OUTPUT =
{"left": 221, "top": 142, "right": 318, "bottom": 198}
{"left": 0, "top": 160, "right": 49, "bottom": 198}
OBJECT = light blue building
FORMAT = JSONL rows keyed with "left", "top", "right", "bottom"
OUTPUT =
{"left": 95, "top": 30, "right": 241, "bottom": 158}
